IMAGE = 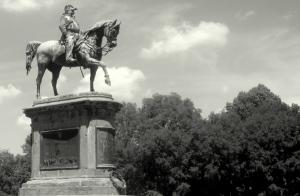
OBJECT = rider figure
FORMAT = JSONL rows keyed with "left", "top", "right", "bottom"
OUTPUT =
{"left": 59, "top": 4, "right": 80, "bottom": 64}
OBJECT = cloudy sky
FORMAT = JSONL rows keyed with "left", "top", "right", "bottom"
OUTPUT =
{"left": 0, "top": 0, "right": 300, "bottom": 154}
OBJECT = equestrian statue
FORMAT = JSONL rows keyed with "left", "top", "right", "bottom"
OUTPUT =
{"left": 25, "top": 4, "right": 121, "bottom": 98}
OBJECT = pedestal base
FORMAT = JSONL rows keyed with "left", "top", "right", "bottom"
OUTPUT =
{"left": 19, "top": 93, "right": 125, "bottom": 196}
{"left": 19, "top": 177, "right": 119, "bottom": 196}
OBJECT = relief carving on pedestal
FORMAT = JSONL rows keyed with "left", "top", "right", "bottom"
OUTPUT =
{"left": 40, "top": 128, "right": 79, "bottom": 170}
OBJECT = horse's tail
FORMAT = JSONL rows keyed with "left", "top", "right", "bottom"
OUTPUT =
{"left": 26, "top": 41, "right": 42, "bottom": 75}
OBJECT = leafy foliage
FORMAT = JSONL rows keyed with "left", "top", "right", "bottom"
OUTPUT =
{"left": 114, "top": 93, "right": 203, "bottom": 195}
{"left": 115, "top": 85, "right": 300, "bottom": 196}
{"left": 0, "top": 136, "right": 31, "bottom": 196}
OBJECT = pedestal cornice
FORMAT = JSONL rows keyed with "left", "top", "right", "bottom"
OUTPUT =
{"left": 24, "top": 92, "right": 122, "bottom": 117}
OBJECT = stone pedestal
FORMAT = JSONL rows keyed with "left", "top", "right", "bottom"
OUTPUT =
{"left": 19, "top": 92, "right": 125, "bottom": 196}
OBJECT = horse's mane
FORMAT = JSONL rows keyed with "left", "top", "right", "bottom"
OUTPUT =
{"left": 83, "top": 20, "right": 112, "bottom": 36}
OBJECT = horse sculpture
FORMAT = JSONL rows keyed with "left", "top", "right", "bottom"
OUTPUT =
{"left": 26, "top": 19, "right": 120, "bottom": 99}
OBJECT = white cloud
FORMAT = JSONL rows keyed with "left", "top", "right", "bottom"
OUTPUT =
{"left": 235, "top": 10, "right": 256, "bottom": 21}
{"left": 0, "top": 84, "right": 21, "bottom": 103}
{"left": 17, "top": 114, "right": 30, "bottom": 127}
{"left": 141, "top": 21, "right": 229, "bottom": 58}
{"left": 0, "top": 0, "right": 56, "bottom": 12}
{"left": 57, "top": 73, "right": 67, "bottom": 88}
{"left": 74, "top": 66, "right": 146, "bottom": 101}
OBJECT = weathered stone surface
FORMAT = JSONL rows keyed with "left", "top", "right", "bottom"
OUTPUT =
{"left": 19, "top": 178, "right": 119, "bottom": 195}
{"left": 19, "top": 93, "right": 125, "bottom": 196}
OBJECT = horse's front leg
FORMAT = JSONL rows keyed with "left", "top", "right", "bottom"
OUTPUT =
{"left": 90, "top": 59, "right": 110, "bottom": 86}
{"left": 101, "top": 64, "right": 111, "bottom": 86}
{"left": 80, "top": 53, "right": 111, "bottom": 88}
{"left": 90, "top": 66, "right": 98, "bottom": 92}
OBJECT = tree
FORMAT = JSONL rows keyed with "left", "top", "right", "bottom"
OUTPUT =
{"left": 206, "top": 84, "right": 300, "bottom": 195}
{"left": 114, "top": 93, "right": 203, "bottom": 195}
{"left": 0, "top": 135, "right": 31, "bottom": 196}
{"left": 0, "top": 150, "right": 15, "bottom": 195}
{"left": 115, "top": 85, "right": 300, "bottom": 196}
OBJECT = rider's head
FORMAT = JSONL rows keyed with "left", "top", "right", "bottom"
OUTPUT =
{"left": 64, "top": 4, "right": 77, "bottom": 16}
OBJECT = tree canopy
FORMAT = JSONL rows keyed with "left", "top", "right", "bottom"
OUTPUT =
{"left": 0, "top": 135, "right": 31, "bottom": 196}
{"left": 115, "top": 85, "right": 300, "bottom": 196}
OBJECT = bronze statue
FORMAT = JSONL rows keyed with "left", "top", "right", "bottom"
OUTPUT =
{"left": 59, "top": 4, "right": 80, "bottom": 64}
{"left": 25, "top": 5, "right": 120, "bottom": 99}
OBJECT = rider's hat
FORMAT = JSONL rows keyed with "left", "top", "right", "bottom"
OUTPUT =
{"left": 64, "top": 4, "right": 77, "bottom": 12}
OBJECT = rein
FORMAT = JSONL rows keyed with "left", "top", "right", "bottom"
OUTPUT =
{"left": 83, "top": 40, "right": 102, "bottom": 54}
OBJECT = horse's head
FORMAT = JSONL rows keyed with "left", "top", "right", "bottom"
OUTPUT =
{"left": 84, "top": 19, "right": 121, "bottom": 55}
{"left": 103, "top": 19, "right": 121, "bottom": 48}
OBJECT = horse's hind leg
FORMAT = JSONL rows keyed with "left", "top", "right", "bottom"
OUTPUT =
{"left": 36, "top": 62, "right": 46, "bottom": 99}
{"left": 51, "top": 65, "right": 62, "bottom": 96}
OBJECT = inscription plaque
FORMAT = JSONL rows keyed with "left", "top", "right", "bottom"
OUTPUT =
{"left": 40, "top": 128, "right": 79, "bottom": 170}
{"left": 96, "top": 128, "right": 115, "bottom": 166}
